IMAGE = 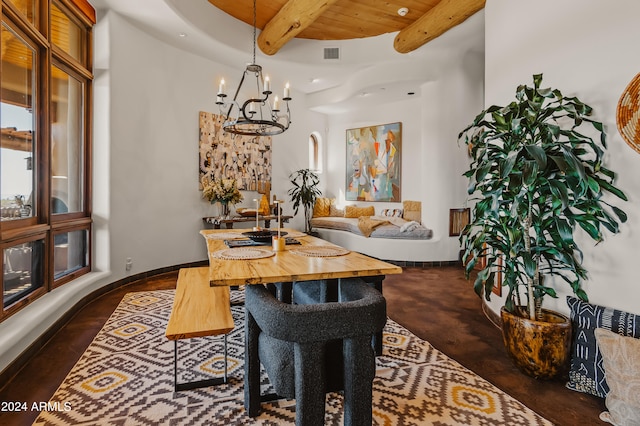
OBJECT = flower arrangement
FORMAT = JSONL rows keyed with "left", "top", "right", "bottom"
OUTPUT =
{"left": 200, "top": 176, "right": 243, "bottom": 205}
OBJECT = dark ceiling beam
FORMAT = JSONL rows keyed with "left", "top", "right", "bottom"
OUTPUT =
{"left": 257, "top": 0, "right": 339, "bottom": 55}
{"left": 393, "top": 0, "right": 485, "bottom": 54}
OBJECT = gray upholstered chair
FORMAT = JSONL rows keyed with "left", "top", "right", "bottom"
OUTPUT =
{"left": 244, "top": 278, "right": 386, "bottom": 426}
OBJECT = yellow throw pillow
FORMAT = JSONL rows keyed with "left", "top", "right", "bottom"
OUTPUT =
{"left": 403, "top": 200, "right": 422, "bottom": 223}
{"left": 344, "top": 205, "right": 375, "bottom": 218}
{"left": 312, "top": 197, "right": 331, "bottom": 217}
{"left": 329, "top": 204, "right": 344, "bottom": 217}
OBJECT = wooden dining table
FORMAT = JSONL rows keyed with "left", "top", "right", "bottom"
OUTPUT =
{"left": 200, "top": 228, "right": 402, "bottom": 287}
{"left": 200, "top": 228, "right": 402, "bottom": 355}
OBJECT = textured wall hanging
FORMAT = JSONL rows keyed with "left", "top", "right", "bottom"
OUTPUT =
{"left": 617, "top": 72, "right": 640, "bottom": 154}
{"left": 199, "top": 111, "right": 272, "bottom": 191}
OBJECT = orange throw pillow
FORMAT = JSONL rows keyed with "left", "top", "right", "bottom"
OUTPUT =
{"left": 344, "top": 205, "right": 375, "bottom": 218}
{"left": 312, "top": 198, "right": 331, "bottom": 217}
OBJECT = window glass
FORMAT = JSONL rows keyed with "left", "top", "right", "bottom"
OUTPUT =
{"left": 1, "top": 0, "right": 93, "bottom": 319}
{"left": 1, "top": 23, "right": 36, "bottom": 221}
{"left": 6, "top": 0, "right": 36, "bottom": 24}
{"left": 309, "top": 133, "right": 322, "bottom": 173}
{"left": 53, "top": 229, "right": 88, "bottom": 279}
{"left": 51, "top": 65, "right": 84, "bottom": 214}
{"left": 51, "top": 2, "right": 83, "bottom": 62}
{"left": 3, "top": 239, "right": 44, "bottom": 308}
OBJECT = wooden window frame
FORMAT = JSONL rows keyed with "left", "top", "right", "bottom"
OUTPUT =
{"left": 1, "top": 0, "right": 94, "bottom": 321}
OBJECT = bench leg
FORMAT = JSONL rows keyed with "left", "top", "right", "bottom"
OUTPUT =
{"left": 174, "top": 334, "right": 230, "bottom": 392}
{"left": 224, "top": 334, "right": 228, "bottom": 383}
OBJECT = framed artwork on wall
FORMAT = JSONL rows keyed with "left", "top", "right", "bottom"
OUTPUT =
{"left": 345, "top": 122, "right": 401, "bottom": 202}
{"left": 199, "top": 111, "right": 272, "bottom": 192}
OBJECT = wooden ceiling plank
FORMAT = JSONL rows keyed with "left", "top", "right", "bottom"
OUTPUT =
{"left": 393, "top": 0, "right": 485, "bottom": 54}
{"left": 297, "top": 13, "right": 369, "bottom": 40}
{"left": 207, "top": 0, "right": 284, "bottom": 30}
{"left": 257, "top": 0, "right": 341, "bottom": 55}
{"left": 296, "top": 0, "right": 438, "bottom": 40}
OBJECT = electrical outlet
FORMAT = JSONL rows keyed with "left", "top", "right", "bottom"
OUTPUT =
{"left": 125, "top": 257, "right": 133, "bottom": 271}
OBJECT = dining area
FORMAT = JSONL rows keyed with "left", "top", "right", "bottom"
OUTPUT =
{"left": 8, "top": 231, "right": 562, "bottom": 426}
{"left": 179, "top": 228, "right": 402, "bottom": 425}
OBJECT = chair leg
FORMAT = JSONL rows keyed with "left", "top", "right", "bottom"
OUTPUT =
{"left": 343, "top": 336, "right": 376, "bottom": 426}
{"left": 294, "top": 343, "right": 326, "bottom": 426}
{"left": 244, "top": 311, "right": 262, "bottom": 417}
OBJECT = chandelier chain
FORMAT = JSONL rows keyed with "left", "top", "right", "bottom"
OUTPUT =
{"left": 252, "top": 0, "right": 257, "bottom": 65}
{"left": 215, "top": 0, "right": 292, "bottom": 136}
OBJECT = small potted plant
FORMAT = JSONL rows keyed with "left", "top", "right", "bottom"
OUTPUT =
{"left": 458, "top": 74, "right": 627, "bottom": 379}
{"left": 288, "top": 169, "right": 321, "bottom": 234}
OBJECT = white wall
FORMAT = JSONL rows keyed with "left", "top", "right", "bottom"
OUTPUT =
{"left": 0, "top": 10, "right": 325, "bottom": 373}
{"left": 484, "top": 0, "right": 640, "bottom": 316}
{"left": 102, "top": 10, "right": 325, "bottom": 275}
{"left": 323, "top": 52, "right": 484, "bottom": 261}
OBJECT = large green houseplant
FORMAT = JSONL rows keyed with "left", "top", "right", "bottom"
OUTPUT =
{"left": 458, "top": 75, "right": 627, "bottom": 377}
{"left": 460, "top": 74, "right": 627, "bottom": 319}
{"left": 288, "top": 168, "right": 321, "bottom": 234}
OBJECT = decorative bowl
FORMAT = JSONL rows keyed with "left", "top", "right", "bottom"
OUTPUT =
{"left": 236, "top": 208, "right": 258, "bottom": 217}
{"left": 242, "top": 230, "right": 275, "bottom": 243}
{"left": 242, "top": 230, "right": 288, "bottom": 243}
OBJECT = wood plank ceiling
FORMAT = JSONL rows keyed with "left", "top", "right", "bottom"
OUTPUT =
{"left": 207, "top": 0, "right": 485, "bottom": 55}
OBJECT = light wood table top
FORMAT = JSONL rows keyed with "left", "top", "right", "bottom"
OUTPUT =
{"left": 200, "top": 228, "right": 402, "bottom": 286}
{"left": 165, "top": 267, "right": 234, "bottom": 340}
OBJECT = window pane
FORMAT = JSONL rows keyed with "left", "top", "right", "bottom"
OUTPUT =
{"left": 309, "top": 133, "right": 322, "bottom": 173}
{"left": 51, "top": 2, "right": 83, "bottom": 62}
{"left": 6, "top": 0, "right": 36, "bottom": 24}
{"left": 3, "top": 239, "right": 44, "bottom": 308}
{"left": 52, "top": 66, "right": 84, "bottom": 214}
{"left": 1, "top": 23, "right": 36, "bottom": 221}
{"left": 54, "top": 229, "right": 88, "bottom": 279}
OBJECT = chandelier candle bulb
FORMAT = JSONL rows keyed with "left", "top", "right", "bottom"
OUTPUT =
{"left": 264, "top": 76, "right": 271, "bottom": 93}
{"left": 218, "top": 79, "right": 225, "bottom": 95}
{"left": 284, "top": 83, "right": 291, "bottom": 100}
{"left": 273, "top": 96, "right": 280, "bottom": 111}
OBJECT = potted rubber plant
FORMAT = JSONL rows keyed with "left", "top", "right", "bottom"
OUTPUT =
{"left": 288, "top": 168, "right": 322, "bottom": 234}
{"left": 458, "top": 74, "right": 627, "bottom": 379}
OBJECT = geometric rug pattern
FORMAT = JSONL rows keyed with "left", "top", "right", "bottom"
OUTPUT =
{"left": 34, "top": 290, "right": 552, "bottom": 425}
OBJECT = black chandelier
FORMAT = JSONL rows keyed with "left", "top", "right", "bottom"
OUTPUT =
{"left": 215, "top": 0, "right": 292, "bottom": 136}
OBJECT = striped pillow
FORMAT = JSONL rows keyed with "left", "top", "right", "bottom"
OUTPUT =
{"left": 381, "top": 208, "right": 403, "bottom": 218}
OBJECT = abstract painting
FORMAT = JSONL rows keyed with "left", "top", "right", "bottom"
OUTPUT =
{"left": 199, "top": 111, "right": 272, "bottom": 192}
{"left": 346, "top": 122, "right": 401, "bottom": 201}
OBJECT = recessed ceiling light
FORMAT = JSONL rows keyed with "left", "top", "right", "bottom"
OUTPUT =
{"left": 309, "top": 78, "right": 320, "bottom": 83}
{"left": 178, "top": 32, "right": 187, "bottom": 38}
{"left": 397, "top": 7, "right": 409, "bottom": 17}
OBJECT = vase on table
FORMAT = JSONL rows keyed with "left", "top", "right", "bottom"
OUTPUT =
{"left": 220, "top": 201, "right": 230, "bottom": 218}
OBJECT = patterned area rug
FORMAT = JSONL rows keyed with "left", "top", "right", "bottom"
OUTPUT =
{"left": 34, "top": 290, "right": 551, "bottom": 425}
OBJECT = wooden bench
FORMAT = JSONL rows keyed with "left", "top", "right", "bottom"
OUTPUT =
{"left": 166, "top": 267, "right": 234, "bottom": 391}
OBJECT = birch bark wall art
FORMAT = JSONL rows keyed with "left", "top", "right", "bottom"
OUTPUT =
{"left": 199, "top": 111, "right": 272, "bottom": 192}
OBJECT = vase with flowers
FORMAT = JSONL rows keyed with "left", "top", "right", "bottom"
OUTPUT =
{"left": 201, "top": 176, "right": 244, "bottom": 218}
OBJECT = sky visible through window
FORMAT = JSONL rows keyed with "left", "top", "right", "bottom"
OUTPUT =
{"left": 1, "top": 102, "right": 34, "bottom": 200}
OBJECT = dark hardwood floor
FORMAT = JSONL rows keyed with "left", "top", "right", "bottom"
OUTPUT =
{"left": 0, "top": 265, "right": 604, "bottom": 425}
